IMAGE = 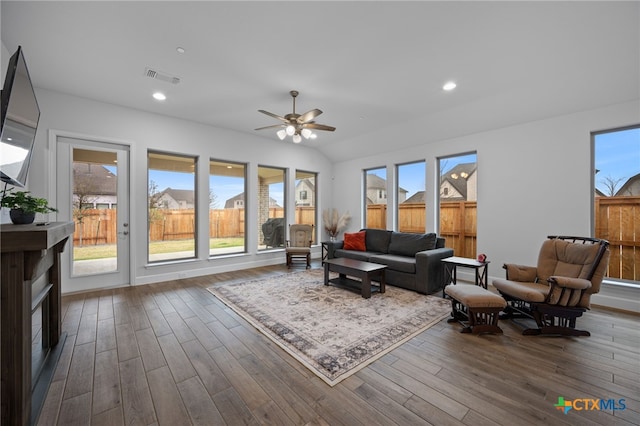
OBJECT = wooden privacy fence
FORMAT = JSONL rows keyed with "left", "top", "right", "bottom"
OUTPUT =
{"left": 72, "top": 198, "right": 640, "bottom": 281}
{"left": 73, "top": 206, "right": 316, "bottom": 244}
{"left": 366, "top": 201, "right": 477, "bottom": 259}
{"left": 595, "top": 196, "right": 640, "bottom": 281}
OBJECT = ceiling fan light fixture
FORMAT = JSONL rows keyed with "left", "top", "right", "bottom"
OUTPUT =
{"left": 257, "top": 90, "right": 335, "bottom": 143}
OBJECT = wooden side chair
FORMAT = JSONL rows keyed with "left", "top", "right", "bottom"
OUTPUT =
{"left": 286, "top": 224, "right": 314, "bottom": 268}
{"left": 493, "top": 235, "right": 610, "bottom": 336}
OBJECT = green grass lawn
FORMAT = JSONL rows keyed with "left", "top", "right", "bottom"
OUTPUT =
{"left": 73, "top": 238, "right": 245, "bottom": 260}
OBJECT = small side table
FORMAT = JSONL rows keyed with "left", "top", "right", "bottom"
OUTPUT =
{"left": 441, "top": 256, "right": 490, "bottom": 298}
{"left": 321, "top": 241, "right": 330, "bottom": 264}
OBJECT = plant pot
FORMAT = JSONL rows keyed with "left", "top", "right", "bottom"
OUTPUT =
{"left": 9, "top": 209, "right": 36, "bottom": 225}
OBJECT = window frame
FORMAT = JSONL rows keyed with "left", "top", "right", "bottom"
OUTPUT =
{"left": 147, "top": 150, "right": 198, "bottom": 263}
{"left": 209, "top": 158, "right": 248, "bottom": 257}
{"left": 591, "top": 124, "right": 640, "bottom": 285}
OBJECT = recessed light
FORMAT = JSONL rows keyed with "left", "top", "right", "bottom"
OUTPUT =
{"left": 153, "top": 92, "right": 166, "bottom": 101}
{"left": 310, "top": 134, "right": 318, "bottom": 139}
{"left": 443, "top": 81, "right": 457, "bottom": 91}
{"left": 176, "top": 47, "right": 185, "bottom": 54}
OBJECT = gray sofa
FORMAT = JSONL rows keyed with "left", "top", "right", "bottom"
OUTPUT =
{"left": 325, "top": 228, "right": 453, "bottom": 294}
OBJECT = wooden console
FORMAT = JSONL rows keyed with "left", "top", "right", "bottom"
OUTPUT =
{"left": 1, "top": 221, "right": 74, "bottom": 425}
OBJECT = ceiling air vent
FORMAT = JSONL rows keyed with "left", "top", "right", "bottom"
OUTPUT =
{"left": 144, "top": 67, "right": 181, "bottom": 85}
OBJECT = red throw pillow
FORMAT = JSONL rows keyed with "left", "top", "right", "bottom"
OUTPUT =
{"left": 343, "top": 231, "right": 366, "bottom": 251}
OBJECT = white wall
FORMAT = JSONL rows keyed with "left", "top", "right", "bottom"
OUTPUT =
{"left": 1, "top": 43, "right": 13, "bottom": 223}
{"left": 26, "top": 88, "right": 333, "bottom": 288}
{"left": 332, "top": 100, "right": 640, "bottom": 312}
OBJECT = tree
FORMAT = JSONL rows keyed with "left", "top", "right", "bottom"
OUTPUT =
{"left": 73, "top": 167, "right": 100, "bottom": 246}
{"left": 209, "top": 189, "right": 219, "bottom": 209}
{"left": 148, "top": 180, "right": 164, "bottom": 227}
{"left": 600, "top": 175, "right": 625, "bottom": 196}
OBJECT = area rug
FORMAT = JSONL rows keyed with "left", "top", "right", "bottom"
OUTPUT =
{"left": 207, "top": 269, "right": 451, "bottom": 386}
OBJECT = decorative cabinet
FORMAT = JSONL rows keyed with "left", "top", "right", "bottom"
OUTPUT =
{"left": 1, "top": 222, "right": 74, "bottom": 425}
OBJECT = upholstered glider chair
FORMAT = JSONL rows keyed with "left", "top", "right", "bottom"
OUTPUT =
{"left": 286, "top": 224, "right": 314, "bottom": 268}
{"left": 493, "top": 236, "right": 610, "bottom": 336}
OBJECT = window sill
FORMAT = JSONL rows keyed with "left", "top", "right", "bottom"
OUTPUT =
{"left": 145, "top": 257, "right": 198, "bottom": 268}
{"left": 602, "top": 279, "right": 640, "bottom": 290}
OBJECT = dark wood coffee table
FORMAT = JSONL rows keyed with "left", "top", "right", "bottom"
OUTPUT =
{"left": 324, "top": 257, "right": 386, "bottom": 298}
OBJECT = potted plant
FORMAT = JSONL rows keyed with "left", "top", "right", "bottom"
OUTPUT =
{"left": 1, "top": 190, "right": 57, "bottom": 224}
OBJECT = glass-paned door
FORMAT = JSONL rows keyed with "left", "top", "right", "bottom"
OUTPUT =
{"left": 56, "top": 137, "right": 130, "bottom": 292}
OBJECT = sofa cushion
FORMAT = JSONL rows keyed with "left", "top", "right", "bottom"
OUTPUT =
{"left": 343, "top": 231, "right": 366, "bottom": 251}
{"left": 334, "top": 249, "right": 379, "bottom": 262}
{"left": 363, "top": 228, "right": 392, "bottom": 253}
{"left": 388, "top": 232, "right": 437, "bottom": 257}
{"left": 369, "top": 254, "right": 416, "bottom": 274}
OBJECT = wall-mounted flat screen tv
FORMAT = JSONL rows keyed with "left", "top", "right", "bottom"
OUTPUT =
{"left": 0, "top": 46, "right": 40, "bottom": 188}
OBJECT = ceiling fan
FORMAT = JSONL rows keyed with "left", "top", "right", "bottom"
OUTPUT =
{"left": 255, "top": 90, "right": 336, "bottom": 143}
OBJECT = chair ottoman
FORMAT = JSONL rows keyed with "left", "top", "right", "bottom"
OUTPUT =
{"left": 445, "top": 284, "right": 507, "bottom": 334}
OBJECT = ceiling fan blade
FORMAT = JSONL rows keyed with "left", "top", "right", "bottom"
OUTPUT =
{"left": 304, "top": 122, "right": 336, "bottom": 132}
{"left": 297, "top": 108, "right": 323, "bottom": 123}
{"left": 254, "top": 124, "right": 285, "bottom": 131}
{"left": 258, "top": 109, "right": 288, "bottom": 122}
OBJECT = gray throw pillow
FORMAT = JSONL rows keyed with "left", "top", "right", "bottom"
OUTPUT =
{"left": 388, "top": 232, "right": 437, "bottom": 257}
{"left": 363, "top": 228, "right": 392, "bottom": 253}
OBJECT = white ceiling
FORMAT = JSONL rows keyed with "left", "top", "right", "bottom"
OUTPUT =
{"left": 2, "top": 1, "right": 639, "bottom": 161}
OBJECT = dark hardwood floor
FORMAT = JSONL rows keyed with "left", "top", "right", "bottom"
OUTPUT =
{"left": 38, "top": 262, "right": 640, "bottom": 425}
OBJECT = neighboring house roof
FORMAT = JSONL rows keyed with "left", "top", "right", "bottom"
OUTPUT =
{"left": 365, "top": 174, "right": 407, "bottom": 193}
{"left": 224, "top": 193, "right": 280, "bottom": 208}
{"left": 224, "top": 193, "right": 245, "bottom": 208}
{"left": 440, "top": 162, "right": 476, "bottom": 199}
{"left": 366, "top": 174, "right": 386, "bottom": 190}
{"left": 615, "top": 172, "right": 640, "bottom": 196}
{"left": 404, "top": 191, "right": 425, "bottom": 203}
{"left": 73, "top": 163, "right": 117, "bottom": 195}
{"left": 160, "top": 188, "right": 194, "bottom": 205}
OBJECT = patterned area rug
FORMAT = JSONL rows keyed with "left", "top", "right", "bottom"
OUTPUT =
{"left": 208, "top": 269, "right": 451, "bottom": 386}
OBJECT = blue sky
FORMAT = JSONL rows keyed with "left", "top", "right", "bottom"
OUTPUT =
{"left": 594, "top": 127, "right": 640, "bottom": 194}
{"left": 146, "top": 129, "right": 639, "bottom": 205}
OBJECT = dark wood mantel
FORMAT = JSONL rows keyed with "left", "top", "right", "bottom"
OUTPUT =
{"left": 1, "top": 221, "right": 74, "bottom": 425}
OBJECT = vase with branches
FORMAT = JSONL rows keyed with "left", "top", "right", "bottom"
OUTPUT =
{"left": 322, "top": 208, "right": 351, "bottom": 241}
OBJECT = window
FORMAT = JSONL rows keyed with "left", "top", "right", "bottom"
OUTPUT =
{"left": 364, "top": 167, "right": 387, "bottom": 229}
{"left": 396, "top": 161, "right": 426, "bottom": 233}
{"left": 295, "top": 170, "right": 317, "bottom": 243}
{"left": 148, "top": 151, "right": 197, "bottom": 262}
{"left": 593, "top": 125, "right": 640, "bottom": 283}
{"left": 258, "top": 166, "right": 286, "bottom": 250}
{"left": 438, "top": 153, "right": 477, "bottom": 258}
{"left": 209, "top": 159, "right": 246, "bottom": 256}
